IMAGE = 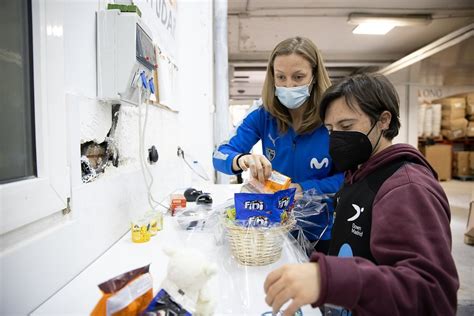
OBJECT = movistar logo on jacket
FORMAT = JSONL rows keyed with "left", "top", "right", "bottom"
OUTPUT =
{"left": 311, "top": 157, "right": 329, "bottom": 169}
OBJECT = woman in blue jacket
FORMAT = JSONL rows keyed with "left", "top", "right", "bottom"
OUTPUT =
{"left": 213, "top": 37, "right": 343, "bottom": 253}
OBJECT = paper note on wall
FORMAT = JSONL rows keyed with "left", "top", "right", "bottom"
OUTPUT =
{"left": 157, "top": 54, "right": 178, "bottom": 110}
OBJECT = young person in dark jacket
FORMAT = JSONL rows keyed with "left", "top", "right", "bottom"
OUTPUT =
{"left": 264, "top": 73, "right": 459, "bottom": 316}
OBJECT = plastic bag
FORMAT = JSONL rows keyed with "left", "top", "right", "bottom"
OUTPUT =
{"left": 240, "top": 171, "right": 291, "bottom": 194}
{"left": 171, "top": 198, "right": 312, "bottom": 315}
{"left": 91, "top": 265, "right": 153, "bottom": 316}
{"left": 174, "top": 204, "right": 216, "bottom": 232}
{"left": 211, "top": 220, "right": 309, "bottom": 313}
{"left": 233, "top": 188, "right": 296, "bottom": 227}
{"left": 290, "top": 188, "right": 332, "bottom": 254}
{"left": 142, "top": 289, "right": 192, "bottom": 315}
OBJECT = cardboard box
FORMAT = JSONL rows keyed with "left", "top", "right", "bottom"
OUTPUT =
{"left": 438, "top": 97, "right": 466, "bottom": 120}
{"left": 442, "top": 128, "right": 465, "bottom": 140}
{"left": 470, "top": 152, "right": 474, "bottom": 174}
{"left": 442, "top": 109, "right": 466, "bottom": 121}
{"left": 441, "top": 118, "right": 468, "bottom": 129}
{"left": 466, "top": 93, "right": 474, "bottom": 105}
{"left": 439, "top": 97, "right": 466, "bottom": 107}
{"left": 465, "top": 190, "right": 474, "bottom": 245}
{"left": 467, "top": 103, "right": 474, "bottom": 115}
{"left": 453, "top": 151, "right": 470, "bottom": 177}
{"left": 467, "top": 121, "right": 474, "bottom": 137}
{"left": 421, "top": 144, "right": 452, "bottom": 181}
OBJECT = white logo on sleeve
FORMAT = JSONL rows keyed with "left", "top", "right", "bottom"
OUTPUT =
{"left": 347, "top": 204, "right": 364, "bottom": 222}
{"left": 310, "top": 157, "right": 329, "bottom": 169}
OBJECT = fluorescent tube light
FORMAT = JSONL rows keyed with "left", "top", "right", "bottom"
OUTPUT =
{"left": 348, "top": 13, "right": 431, "bottom": 35}
{"left": 353, "top": 23, "right": 395, "bottom": 35}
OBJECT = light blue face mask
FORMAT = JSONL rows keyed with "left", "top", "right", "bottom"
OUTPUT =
{"left": 275, "top": 79, "right": 313, "bottom": 109}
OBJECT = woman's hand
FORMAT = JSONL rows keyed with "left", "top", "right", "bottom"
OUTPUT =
{"left": 264, "top": 263, "right": 321, "bottom": 316}
{"left": 234, "top": 154, "right": 272, "bottom": 183}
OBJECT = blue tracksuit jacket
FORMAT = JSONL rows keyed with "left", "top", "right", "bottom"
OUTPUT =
{"left": 213, "top": 104, "right": 344, "bottom": 240}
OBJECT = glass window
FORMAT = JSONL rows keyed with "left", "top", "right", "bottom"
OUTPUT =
{"left": 0, "top": 0, "right": 36, "bottom": 183}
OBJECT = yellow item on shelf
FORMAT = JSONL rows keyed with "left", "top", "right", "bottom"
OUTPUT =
{"left": 146, "top": 211, "right": 163, "bottom": 236}
{"left": 131, "top": 220, "right": 151, "bottom": 243}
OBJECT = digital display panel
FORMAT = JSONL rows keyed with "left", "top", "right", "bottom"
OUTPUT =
{"left": 136, "top": 24, "right": 156, "bottom": 70}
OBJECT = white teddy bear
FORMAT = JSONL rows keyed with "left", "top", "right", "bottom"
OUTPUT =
{"left": 161, "top": 247, "right": 218, "bottom": 316}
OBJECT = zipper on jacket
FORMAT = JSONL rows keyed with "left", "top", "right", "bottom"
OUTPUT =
{"left": 292, "top": 137, "right": 297, "bottom": 179}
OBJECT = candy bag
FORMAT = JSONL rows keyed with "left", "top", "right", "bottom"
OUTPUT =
{"left": 91, "top": 265, "right": 153, "bottom": 316}
{"left": 234, "top": 188, "right": 296, "bottom": 227}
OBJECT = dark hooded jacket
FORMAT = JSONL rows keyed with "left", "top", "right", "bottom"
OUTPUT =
{"left": 310, "top": 144, "right": 459, "bottom": 315}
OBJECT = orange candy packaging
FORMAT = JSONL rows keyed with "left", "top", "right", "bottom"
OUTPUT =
{"left": 91, "top": 265, "right": 153, "bottom": 316}
{"left": 241, "top": 170, "right": 291, "bottom": 194}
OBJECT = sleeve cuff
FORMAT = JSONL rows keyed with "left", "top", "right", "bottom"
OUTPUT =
{"left": 310, "top": 253, "right": 328, "bottom": 307}
{"left": 310, "top": 252, "right": 362, "bottom": 309}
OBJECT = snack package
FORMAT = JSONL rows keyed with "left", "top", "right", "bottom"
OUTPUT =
{"left": 142, "top": 288, "right": 192, "bottom": 316}
{"left": 170, "top": 194, "right": 187, "bottom": 216}
{"left": 240, "top": 171, "right": 291, "bottom": 194}
{"left": 264, "top": 170, "right": 291, "bottom": 192}
{"left": 234, "top": 188, "right": 296, "bottom": 227}
{"left": 91, "top": 265, "right": 153, "bottom": 316}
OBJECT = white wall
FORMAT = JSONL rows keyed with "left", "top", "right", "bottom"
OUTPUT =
{"left": 0, "top": 1, "right": 215, "bottom": 315}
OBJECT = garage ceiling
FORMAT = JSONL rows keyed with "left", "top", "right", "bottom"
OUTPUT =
{"left": 228, "top": 0, "right": 474, "bottom": 99}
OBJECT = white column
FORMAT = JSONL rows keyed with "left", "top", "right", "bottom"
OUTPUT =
{"left": 213, "top": 0, "right": 231, "bottom": 184}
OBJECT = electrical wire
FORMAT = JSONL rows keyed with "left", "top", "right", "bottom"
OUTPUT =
{"left": 177, "top": 146, "right": 210, "bottom": 181}
{"left": 137, "top": 85, "right": 169, "bottom": 212}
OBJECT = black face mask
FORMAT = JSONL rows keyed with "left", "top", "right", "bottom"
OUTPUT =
{"left": 329, "top": 123, "right": 382, "bottom": 172}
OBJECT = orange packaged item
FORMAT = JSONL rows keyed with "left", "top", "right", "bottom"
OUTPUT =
{"left": 264, "top": 171, "right": 291, "bottom": 192}
{"left": 91, "top": 265, "right": 153, "bottom": 316}
{"left": 170, "top": 194, "right": 186, "bottom": 216}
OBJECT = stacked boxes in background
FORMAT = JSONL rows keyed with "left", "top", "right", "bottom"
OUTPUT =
{"left": 453, "top": 152, "right": 470, "bottom": 177}
{"left": 420, "top": 144, "right": 452, "bottom": 181}
{"left": 467, "top": 94, "right": 474, "bottom": 137}
{"left": 438, "top": 97, "right": 467, "bottom": 140}
{"left": 419, "top": 93, "right": 474, "bottom": 181}
{"left": 471, "top": 152, "right": 474, "bottom": 175}
{"left": 422, "top": 147, "right": 474, "bottom": 180}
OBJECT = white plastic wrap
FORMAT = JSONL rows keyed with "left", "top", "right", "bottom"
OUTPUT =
{"left": 418, "top": 103, "right": 426, "bottom": 137}
{"left": 174, "top": 204, "right": 216, "bottom": 232}
{"left": 170, "top": 198, "right": 322, "bottom": 315}
{"left": 290, "top": 189, "right": 331, "bottom": 255}
{"left": 423, "top": 105, "right": 433, "bottom": 137}
{"left": 431, "top": 103, "right": 442, "bottom": 137}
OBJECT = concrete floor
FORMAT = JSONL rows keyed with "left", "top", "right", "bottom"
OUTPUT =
{"left": 440, "top": 180, "right": 474, "bottom": 315}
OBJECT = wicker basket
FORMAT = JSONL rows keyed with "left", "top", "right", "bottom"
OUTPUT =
{"left": 222, "top": 215, "right": 296, "bottom": 266}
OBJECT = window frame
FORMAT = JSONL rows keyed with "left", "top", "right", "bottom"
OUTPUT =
{"left": 0, "top": 0, "right": 69, "bottom": 235}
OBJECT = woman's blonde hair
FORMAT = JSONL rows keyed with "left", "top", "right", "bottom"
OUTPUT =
{"left": 262, "top": 37, "right": 331, "bottom": 134}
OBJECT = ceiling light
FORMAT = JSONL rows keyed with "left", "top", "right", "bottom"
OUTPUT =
{"left": 348, "top": 13, "right": 431, "bottom": 35}
{"left": 353, "top": 23, "right": 395, "bottom": 35}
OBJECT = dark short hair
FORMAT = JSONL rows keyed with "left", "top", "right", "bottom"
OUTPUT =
{"left": 319, "top": 73, "right": 401, "bottom": 140}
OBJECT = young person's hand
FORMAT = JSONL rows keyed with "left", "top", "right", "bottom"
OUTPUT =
{"left": 234, "top": 154, "right": 272, "bottom": 183}
{"left": 264, "top": 263, "right": 321, "bottom": 316}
